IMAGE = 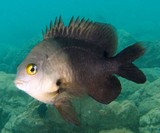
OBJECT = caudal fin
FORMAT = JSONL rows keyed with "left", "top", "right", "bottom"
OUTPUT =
{"left": 115, "top": 43, "right": 146, "bottom": 83}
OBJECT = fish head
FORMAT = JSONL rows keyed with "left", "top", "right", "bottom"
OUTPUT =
{"left": 14, "top": 45, "right": 59, "bottom": 102}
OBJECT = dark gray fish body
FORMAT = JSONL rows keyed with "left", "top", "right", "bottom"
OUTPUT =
{"left": 51, "top": 38, "right": 119, "bottom": 103}
{"left": 14, "top": 16, "right": 146, "bottom": 125}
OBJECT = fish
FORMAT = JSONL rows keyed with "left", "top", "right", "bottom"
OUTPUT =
{"left": 14, "top": 16, "right": 146, "bottom": 125}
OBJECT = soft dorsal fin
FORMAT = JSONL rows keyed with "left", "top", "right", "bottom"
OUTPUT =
{"left": 43, "top": 16, "right": 118, "bottom": 56}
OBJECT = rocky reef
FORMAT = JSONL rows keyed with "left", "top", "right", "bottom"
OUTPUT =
{"left": 0, "top": 30, "right": 160, "bottom": 133}
{"left": 1, "top": 68, "right": 160, "bottom": 132}
{"left": 99, "top": 128, "right": 134, "bottom": 133}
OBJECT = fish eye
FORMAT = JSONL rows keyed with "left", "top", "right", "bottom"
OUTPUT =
{"left": 26, "top": 64, "right": 38, "bottom": 75}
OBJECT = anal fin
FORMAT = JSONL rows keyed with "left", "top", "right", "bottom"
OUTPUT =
{"left": 89, "top": 75, "right": 121, "bottom": 104}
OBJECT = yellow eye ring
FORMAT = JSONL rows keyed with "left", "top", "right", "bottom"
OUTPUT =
{"left": 26, "top": 64, "right": 38, "bottom": 75}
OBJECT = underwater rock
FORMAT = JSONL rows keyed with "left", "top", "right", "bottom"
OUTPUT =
{"left": 0, "top": 106, "right": 10, "bottom": 131}
{"left": 136, "top": 41, "right": 160, "bottom": 68}
{"left": 117, "top": 101, "right": 139, "bottom": 129}
{"left": 0, "top": 46, "right": 21, "bottom": 73}
{"left": 37, "top": 103, "right": 48, "bottom": 118}
{"left": 80, "top": 100, "right": 139, "bottom": 132}
{"left": 117, "top": 30, "right": 160, "bottom": 69}
{"left": 0, "top": 72, "right": 32, "bottom": 132}
{"left": 141, "top": 67, "right": 160, "bottom": 82}
{"left": 118, "top": 77, "right": 149, "bottom": 102}
{"left": 117, "top": 66, "right": 160, "bottom": 117}
{"left": 0, "top": 38, "right": 40, "bottom": 73}
{"left": 0, "top": 64, "right": 10, "bottom": 74}
{"left": 129, "top": 77, "right": 160, "bottom": 115}
{"left": 117, "top": 29, "right": 136, "bottom": 51}
{"left": 0, "top": 72, "right": 31, "bottom": 113}
{"left": 139, "top": 108, "right": 160, "bottom": 133}
{"left": 3, "top": 100, "right": 98, "bottom": 133}
{"left": 99, "top": 128, "right": 134, "bottom": 133}
{"left": 2, "top": 99, "right": 139, "bottom": 133}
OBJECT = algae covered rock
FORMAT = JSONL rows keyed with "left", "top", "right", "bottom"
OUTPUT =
{"left": 0, "top": 72, "right": 32, "bottom": 132}
{"left": 118, "top": 30, "right": 160, "bottom": 69}
{"left": 3, "top": 100, "right": 99, "bottom": 133}
{"left": 136, "top": 41, "right": 160, "bottom": 68}
{"left": 141, "top": 67, "right": 160, "bottom": 82}
{"left": 129, "top": 77, "right": 160, "bottom": 115}
{"left": 118, "top": 76, "right": 149, "bottom": 102}
{"left": 99, "top": 128, "right": 134, "bottom": 133}
{"left": 139, "top": 108, "right": 160, "bottom": 133}
{"left": 0, "top": 72, "right": 31, "bottom": 114}
{"left": 117, "top": 101, "right": 139, "bottom": 128}
{"left": 0, "top": 38, "right": 40, "bottom": 73}
{"left": 2, "top": 98, "right": 139, "bottom": 133}
{"left": 117, "top": 29, "right": 136, "bottom": 51}
{"left": 81, "top": 100, "right": 139, "bottom": 132}
{"left": 0, "top": 45, "right": 21, "bottom": 73}
{"left": 0, "top": 106, "right": 10, "bottom": 131}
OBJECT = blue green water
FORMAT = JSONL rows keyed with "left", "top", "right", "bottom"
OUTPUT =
{"left": 1, "top": 0, "right": 160, "bottom": 46}
{"left": 0, "top": 0, "right": 160, "bottom": 133}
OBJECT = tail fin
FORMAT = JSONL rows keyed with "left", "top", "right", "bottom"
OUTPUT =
{"left": 115, "top": 43, "right": 146, "bottom": 83}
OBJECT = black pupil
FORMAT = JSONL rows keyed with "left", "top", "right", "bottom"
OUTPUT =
{"left": 30, "top": 66, "right": 36, "bottom": 72}
{"left": 30, "top": 67, "right": 35, "bottom": 72}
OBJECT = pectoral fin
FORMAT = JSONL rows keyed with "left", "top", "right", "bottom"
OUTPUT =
{"left": 54, "top": 97, "right": 80, "bottom": 126}
{"left": 56, "top": 79, "right": 86, "bottom": 97}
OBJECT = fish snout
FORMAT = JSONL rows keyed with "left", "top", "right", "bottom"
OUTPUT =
{"left": 14, "top": 79, "right": 25, "bottom": 88}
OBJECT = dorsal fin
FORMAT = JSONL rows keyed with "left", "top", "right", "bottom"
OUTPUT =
{"left": 43, "top": 16, "right": 118, "bottom": 56}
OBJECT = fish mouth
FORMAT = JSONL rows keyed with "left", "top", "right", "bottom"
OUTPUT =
{"left": 14, "top": 80, "right": 25, "bottom": 87}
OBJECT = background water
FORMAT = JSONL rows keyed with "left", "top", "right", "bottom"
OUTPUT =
{"left": 0, "top": 0, "right": 160, "bottom": 133}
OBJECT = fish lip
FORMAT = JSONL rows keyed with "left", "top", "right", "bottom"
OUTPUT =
{"left": 14, "top": 80, "right": 25, "bottom": 86}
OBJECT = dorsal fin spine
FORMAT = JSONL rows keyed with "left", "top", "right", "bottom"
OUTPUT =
{"left": 69, "top": 16, "right": 74, "bottom": 27}
{"left": 74, "top": 17, "right": 80, "bottom": 27}
{"left": 54, "top": 17, "right": 58, "bottom": 27}
{"left": 46, "top": 25, "right": 48, "bottom": 35}
{"left": 42, "top": 16, "right": 117, "bottom": 56}
{"left": 50, "top": 21, "right": 53, "bottom": 30}
{"left": 58, "top": 16, "right": 63, "bottom": 28}
{"left": 42, "top": 30, "right": 44, "bottom": 38}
